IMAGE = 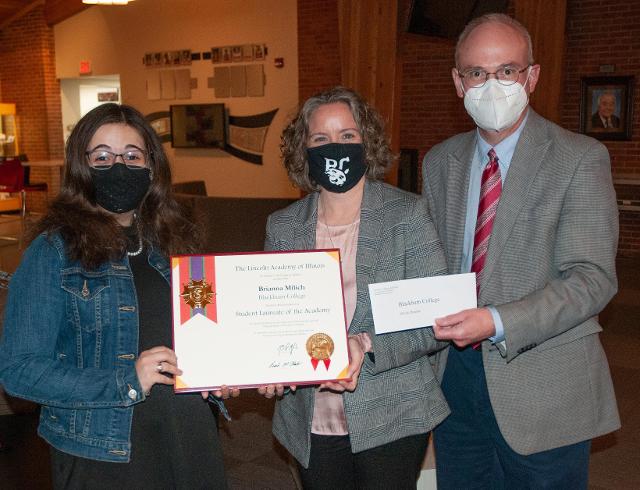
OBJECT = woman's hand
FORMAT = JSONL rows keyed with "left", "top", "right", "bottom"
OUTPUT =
{"left": 200, "top": 386, "right": 241, "bottom": 400}
{"left": 319, "top": 336, "right": 364, "bottom": 393}
{"left": 135, "top": 346, "right": 182, "bottom": 395}
{"left": 257, "top": 384, "right": 297, "bottom": 399}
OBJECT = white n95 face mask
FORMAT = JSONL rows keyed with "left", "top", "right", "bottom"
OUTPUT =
{"left": 463, "top": 73, "right": 530, "bottom": 132}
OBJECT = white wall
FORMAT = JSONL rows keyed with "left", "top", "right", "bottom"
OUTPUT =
{"left": 54, "top": 0, "right": 299, "bottom": 198}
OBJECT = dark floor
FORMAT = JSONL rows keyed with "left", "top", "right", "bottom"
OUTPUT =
{"left": 0, "top": 214, "right": 638, "bottom": 489}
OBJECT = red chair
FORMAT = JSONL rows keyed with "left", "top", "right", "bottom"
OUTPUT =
{"left": 0, "top": 156, "right": 48, "bottom": 217}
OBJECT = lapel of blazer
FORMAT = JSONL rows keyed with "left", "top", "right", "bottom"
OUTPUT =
{"left": 445, "top": 132, "right": 476, "bottom": 274}
{"left": 349, "top": 179, "right": 384, "bottom": 333}
{"left": 293, "top": 192, "right": 319, "bottom": 251}
{"left": 480, "top": 110, "right": 552, "bottom": 292}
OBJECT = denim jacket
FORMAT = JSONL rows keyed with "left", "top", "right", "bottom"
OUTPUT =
{"left": 0, "top": 232, "right": 167, "bottom": 462}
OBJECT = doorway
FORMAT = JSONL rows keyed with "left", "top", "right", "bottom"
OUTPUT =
{"left": 60, "top": 75, "right": 121, "bottom": 142}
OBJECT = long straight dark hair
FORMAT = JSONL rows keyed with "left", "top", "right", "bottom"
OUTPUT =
{"left": 30, "top": 103, "right": 200, "bottom": 269}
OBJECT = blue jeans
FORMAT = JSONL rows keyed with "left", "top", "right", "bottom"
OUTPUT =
{"left": 434, "top": 347, "right": 590, "bottom": 489}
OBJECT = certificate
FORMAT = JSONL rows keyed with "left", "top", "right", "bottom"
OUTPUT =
{"left": 171, "top": 250, "right": 350, "bottom": 392}
{"left": 369, "top": 273, "right": 477, "bottom": 335}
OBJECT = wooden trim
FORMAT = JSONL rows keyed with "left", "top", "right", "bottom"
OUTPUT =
{"left": 514, "top": 0, "right": 567, "bottom": 124}
{"left": 337, "top": 0, "right": 400, "bottom": 185}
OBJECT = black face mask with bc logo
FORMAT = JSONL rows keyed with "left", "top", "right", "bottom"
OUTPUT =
{"left": 90, "top": 163, "right": 151, "bottom": 213}
{"left": 306, "top": 143, "right": 367, "bottom": 193}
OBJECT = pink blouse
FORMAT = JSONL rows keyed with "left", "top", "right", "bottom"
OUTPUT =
{"left": 311, "top": 218, "right": 360, "bottom": 435}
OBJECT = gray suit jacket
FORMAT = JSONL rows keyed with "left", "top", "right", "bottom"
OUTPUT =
{"left": 422, "top": 109, "right": 620, "bottom": 455}
{"left": 265, "top": 179, "right": 450, "bottom": 467}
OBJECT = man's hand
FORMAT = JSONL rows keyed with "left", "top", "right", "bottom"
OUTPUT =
{"left": 433, "top": 308, "right": 495, "bottom": 348}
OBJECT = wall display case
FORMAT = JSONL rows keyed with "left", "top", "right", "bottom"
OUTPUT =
{"left": 0, "top": 103, "right": 22, "bottom": 212}
{"left": 0, "top": 103, "right": 19, "bottom": 158}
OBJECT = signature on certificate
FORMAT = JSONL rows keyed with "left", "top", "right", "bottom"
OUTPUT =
{"left": 268, "top": 360, "right": 302, "bottom": 368}
{"left": 269, "top": 342, "right": 301, "bottom": 368}
{"left": 277, "top": 342, "right": 298, "bottom": 357}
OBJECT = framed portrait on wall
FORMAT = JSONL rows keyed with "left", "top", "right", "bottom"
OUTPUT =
{"left": 580, "top": 75, "right": 634, "bottom": 140}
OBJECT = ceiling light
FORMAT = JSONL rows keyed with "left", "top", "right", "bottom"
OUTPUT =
{"left": 83, "top": 0, "right": 135, "bottom": 5}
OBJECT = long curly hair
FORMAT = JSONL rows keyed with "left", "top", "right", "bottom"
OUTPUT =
{"left": 281, "top": 86, "right": 394, "bottom": 192}
{"left": 29, "top": 103, "right": 200, "bottom": 269}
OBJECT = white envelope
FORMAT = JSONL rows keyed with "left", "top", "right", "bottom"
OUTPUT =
{"left": 369, "top": 273, "right": 477, "bottom": 334}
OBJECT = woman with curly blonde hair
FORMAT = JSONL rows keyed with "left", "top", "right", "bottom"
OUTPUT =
{"left": 260, "top": 87, "right": 450, "bottom": 489}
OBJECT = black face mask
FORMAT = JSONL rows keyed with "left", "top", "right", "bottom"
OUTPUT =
{"left": 90, "top": 163, "right": 151, "bottom": 214}
{"left": 306, "top": 143, "right": 367, "bottom": 193}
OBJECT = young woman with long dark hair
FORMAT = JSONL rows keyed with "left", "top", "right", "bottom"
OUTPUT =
{"left": 0, "top": 103, "right": 228, "bottom": 489}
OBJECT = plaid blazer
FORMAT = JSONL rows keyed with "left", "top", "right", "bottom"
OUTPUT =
{"left": 422, "top": 109, "right": 620, "bottom": 455}
{"left": 265, "top": 179, "right": 450, "bottom": 468}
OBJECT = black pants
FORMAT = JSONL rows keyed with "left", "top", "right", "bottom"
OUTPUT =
{"left": 298, "top": 433, "right": 429, "bottom": 490}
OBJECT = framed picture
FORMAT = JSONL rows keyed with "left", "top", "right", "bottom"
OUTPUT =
{"left": 221, "top": 47, "right": 231, "bottom": 63}
{"left": 253, "top": 44, "right": 265, "bottom": 60}
{"left": 580, "top": 76, "right": 634, "bottom": 140}
{"left": 97, "top": 89, "right": 119, "bottom": 102}
{"left": 180, "top": 49, "right": 191, "bottom": 65}
{"left": 231, "top": 45, "right": 243, "bottom": 62}
{"left": 242, "top": 44, "right": 254, "bottom": 61}
{"left": 211, "top": 48, "right": 221, "bottom": 64}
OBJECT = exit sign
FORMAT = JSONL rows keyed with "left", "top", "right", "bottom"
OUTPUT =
{"left": 79, "top": 60, "right": 92, "bottom": 75}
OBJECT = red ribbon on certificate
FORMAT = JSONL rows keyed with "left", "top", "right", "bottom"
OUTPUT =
{"left": 310, "top": 358, "right": 331, "bottom": 370}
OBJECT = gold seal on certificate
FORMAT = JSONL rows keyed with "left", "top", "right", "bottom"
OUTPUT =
{"left": 171, "top": 250, "right": 350, "bottom": 391}
{"left": 181, "top": 279, "right": 214, "bottom": 309}
{"left": 306, "top": 333, "right": 335, "bottom": 370}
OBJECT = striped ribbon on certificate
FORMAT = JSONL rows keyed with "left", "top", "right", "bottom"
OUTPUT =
{"left": 178, "top": 255, "right": 217, "bottom": 325}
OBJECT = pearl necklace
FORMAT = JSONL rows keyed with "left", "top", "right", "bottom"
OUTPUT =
{"left": 127, "top": 213, "right": 143, "bottom": 256}
{"left": 127, "top": 235, "right": 143, "bottom": 256}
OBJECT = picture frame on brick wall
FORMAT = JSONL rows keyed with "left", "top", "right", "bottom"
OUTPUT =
{"left": 580, "top": 75, "right": 634, "bottom": 141}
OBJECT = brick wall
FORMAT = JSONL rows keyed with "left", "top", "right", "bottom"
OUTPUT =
{"left": 0, "top": 5, "right": 62, "bottom": 214}
{"left": 297, "top": 0, "right": 341, "bottom": 102}
{"left": 563, "top": 0, "right": 640, "bottom": 257}
{"left": 398, "top": 0, "right": 516, "bottom": 187}
{"left": 399, "top": 32, "right": 472, "bottom": 184}
{"left": 298, "top": 0, "right": 639, "bottom": 257}
{"left": 562, "top": 0, "right": 640, "bottom": 175}
{"left": 3, "top": 2, "right": 634, "bottom": 252}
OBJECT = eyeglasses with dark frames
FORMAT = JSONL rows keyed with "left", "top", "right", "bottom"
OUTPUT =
{"left": 85, "top": 149, "right": 150, "bottom": 170}
{"left": 458, "top": 65, "right": 531, "bottom": 88}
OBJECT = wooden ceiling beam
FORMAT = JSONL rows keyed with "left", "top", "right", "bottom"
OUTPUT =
{"left": 44, "top": 0, "right": 88, "bottom": 26}
{"left": 0, "top": 0, "right": 43, "bottom": 31}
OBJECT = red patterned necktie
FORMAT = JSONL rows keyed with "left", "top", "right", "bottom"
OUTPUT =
{"left": 470, "top": 149, "right": 501, "bottom": 350}
{"left": 472, "top": 148, "right": 502, "bottom": 289}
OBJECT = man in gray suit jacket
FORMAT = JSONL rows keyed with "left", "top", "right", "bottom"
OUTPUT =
{"left": 421, "top": 14, "right": 620, "bottom": 489}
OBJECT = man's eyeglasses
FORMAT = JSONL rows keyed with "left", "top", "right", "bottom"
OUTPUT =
{"left": 458, "top": 65, "right": 531, "bottom": 88}
{"left": 86, "top": 150, "right": 149, "bottom": 170}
